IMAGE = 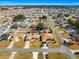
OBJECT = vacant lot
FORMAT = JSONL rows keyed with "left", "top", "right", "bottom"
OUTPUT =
{"left": 13, "top": 40, "right": 25, "bottom": 48}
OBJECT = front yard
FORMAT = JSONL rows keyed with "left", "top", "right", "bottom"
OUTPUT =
{"left": 14, "top": 52, "right": 33, "bottom": 59}
{"left": 0, "top": 40, "right": 10, "bottom": 48}
{"left": 48, "top": 52, "right": 69, "bottom": 59}
{"left": 12, "top": 40, "right": 25, "bottom": 48}
{"left": 30, "top": 40, "right": 41, "bottom": 48}
{"left": 0, "top": 52, "right": 11, "bottom": 59}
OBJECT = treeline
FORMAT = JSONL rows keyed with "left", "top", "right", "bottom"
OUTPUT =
{"left": 0, "top": 7, "right": 8, "bottom": 10}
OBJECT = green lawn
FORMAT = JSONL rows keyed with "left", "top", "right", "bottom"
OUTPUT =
{"left": 75, "top": 55, "right": 79, "bottom": 59}
{"left": 54, "top": 22, "right": 59, "bottom": 27}
{"left": 48, "top": 52, "right": 69, "bottom": 59}
{"left": 48, "top": 41, "right": 57, "bottom": 48}
{"left": 0, "top": 41, "right": 10, "bottom": 48}
{"left": 30, "top": 40, "right": 41, "bottom": 48}
{"left": 12, "top": 40, "right": 25, "bottom": 48}
{"left": 14, "top": 52, "right": 33, "bottom": 59}
{"left": 38, "top": 52, "right": 44, "bottom": 59}
{"left": 0, "top": 52, "right": 11, "bottom": 59}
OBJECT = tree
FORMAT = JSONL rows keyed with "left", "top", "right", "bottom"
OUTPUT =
{"left": 64, "top": 14, "right": 69, "bottom": 17}
{"left": 75, "top": 20, "right": 79, "bottom": 29}
{"left": 40, "top": 16, "right": 47, "bottom": 19}
{"left": 13, "top": 14, "right": 26, "bottom": 22}
{"left": 1, "top": 7, "right": 8, "bottom": 10}
{"left": 68, "top": 19, "right": 75, "bottom": 26}
{"left": 57, "top": 13, "right": 62, "bottom": 18}
{"left": 36, "top": 23, "right": 45, "bottom": 30}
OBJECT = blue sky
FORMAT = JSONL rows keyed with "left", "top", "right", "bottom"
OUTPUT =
{"left": 0, "top": 0, "right": 79, "bottom": 5}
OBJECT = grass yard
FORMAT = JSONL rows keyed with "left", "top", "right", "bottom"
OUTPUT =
{"left": 48, "top": 41, "right": 58, "bottom": 48}
{"left": 0, "top": 52, "right": 11, "bottom": 59}
{"left": 61, "top": 32, "right": 70, "bottom": 39}
{"left": 14, "top": 52, "right": 33, "bottom": 59}
{"left": 30, "top": 40, "right": 41, "bottom": 48}
{"left": 58, "top": 28, "right": 65, "bottom": 31}
{"left": 48, "top": 52, "right": 69, "bottom": 59}
{"left": 0, "top": 40, "right": 10, "bottom": 48}
{"left": 75, "top": 55, "right": 79, "bottom": 59}
{"left": 48, "top": 43, "right": 55, "bottom": 48}
{"left": 38, "top": 52, "right": 44, "bottom": 59}
{"left": 54, "top": 22, "right": 59, "bottom": 27}
{"left": 12, "top": 40, "right": 25, "bottom": 48}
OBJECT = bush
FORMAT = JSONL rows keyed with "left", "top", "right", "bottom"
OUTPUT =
{"left": 36, "top": 23, "right": 45, "bottom": 30}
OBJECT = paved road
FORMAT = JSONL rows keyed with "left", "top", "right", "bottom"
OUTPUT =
{"left": 0, "top": 47, "right": 73, "bottom": 52}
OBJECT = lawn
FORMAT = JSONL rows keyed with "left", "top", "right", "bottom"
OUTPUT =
{"left": 58, "top": 28, "right": 65, "bottom": 31}
{"left": 75, "top": 55, "right": 79, "bottom": 59}
{"left": 54, "top": 22, "right": 59, "bottom": 27}
{"left": 12, "top": 40, "right": 25, "bottom": 48}
{"left": 61, "top": 32, "right": 70, "bottom": 39}
{"left": 14, "top": 52, "right": 33, "bottom": 59}
{"left": 48, "top": 41, "right": 57, "bottom": 48}
{"left": 48, "top": 43, "right": 54, "bottom": 48}
{"left": 38, "top": 52, "right": 44, "bottom": 59}
{"left": 48, "top": 52, "right": 69, "bottom": 59}
{"left": 0, "top": 52, "right": 11, "bottom": 59}
{"left": 30, "top": 40, "right": 41, "bottom": 48}
{"left": 0, "top": 40, "right": 10, "bottom": 48}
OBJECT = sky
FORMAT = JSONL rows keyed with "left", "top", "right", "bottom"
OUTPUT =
{"left": 0, "top": 0, "right": 79, "bottom": 5}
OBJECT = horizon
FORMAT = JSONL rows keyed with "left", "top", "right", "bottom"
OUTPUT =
{"left": 0, "top": 0, "right": 79, "bottom": 6}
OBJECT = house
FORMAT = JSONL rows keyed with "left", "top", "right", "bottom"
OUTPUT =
{"left": 76, "top": 34, "right": 79, "bottom": 41}
{"left": 30, "top": 24, "right": 37, "bottom": 30}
